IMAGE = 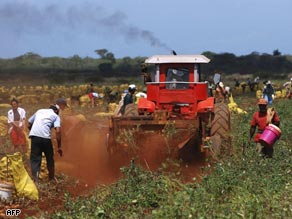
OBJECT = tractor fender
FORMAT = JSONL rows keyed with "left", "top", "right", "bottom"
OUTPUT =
{"left": 197, "top": 97, "right": 215, "bottom": 113}
{"left": 137, "top": 98, "right": 155, "bottom": 113}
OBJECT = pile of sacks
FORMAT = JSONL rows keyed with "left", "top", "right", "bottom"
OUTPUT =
{"left": 228, "top": 95, "right": 247, "bottom": 114}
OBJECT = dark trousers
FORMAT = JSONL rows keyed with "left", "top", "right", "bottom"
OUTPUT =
{"left": 30, "top": 136, "right": 55, "bottom": 181}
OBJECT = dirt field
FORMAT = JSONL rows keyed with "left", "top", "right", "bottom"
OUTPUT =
{"left": 0, "top": 104, "right": 206, "bottom": 218}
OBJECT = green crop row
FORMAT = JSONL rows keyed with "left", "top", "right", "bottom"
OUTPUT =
{"left": 29, "top": 97, "right": 292, "bottom": 219}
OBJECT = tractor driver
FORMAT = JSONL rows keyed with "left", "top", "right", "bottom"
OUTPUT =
{"left": 121, "top": 84, "right": 136, "bottom": 115}
{"left": 166, "top": 68, "right": 188, "bottom": 89}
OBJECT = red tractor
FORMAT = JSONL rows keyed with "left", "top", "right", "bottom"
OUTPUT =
{"left": 107, "top": 54, "right": 230, "bottom": 163}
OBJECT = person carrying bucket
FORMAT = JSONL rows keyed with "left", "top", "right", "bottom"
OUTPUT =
{"left": 249, "top": 98, "right": 280, "bottom": 158}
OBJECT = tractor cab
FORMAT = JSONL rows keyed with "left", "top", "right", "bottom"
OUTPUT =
{"left": 139, "top": 55, "right": 214, "bottom": 118}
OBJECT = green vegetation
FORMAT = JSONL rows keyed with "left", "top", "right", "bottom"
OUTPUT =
{"left": 30, "top": 98, "right": 292, "bottom": 219}
{"left": 1, "top": 49, "right": 292, "bottom": 85}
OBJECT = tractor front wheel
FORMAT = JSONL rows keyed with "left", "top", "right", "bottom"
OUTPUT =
{"left": 210, "top": 102, "right": 231, "bottom": 157}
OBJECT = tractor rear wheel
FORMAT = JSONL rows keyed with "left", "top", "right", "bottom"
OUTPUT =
{"left": 124, "top": 103, "right": 138, "bottom": 116}
{"left": 210, "top": 102, "right": 231, "bottom": 157}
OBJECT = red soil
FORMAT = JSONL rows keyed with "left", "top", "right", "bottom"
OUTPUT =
{"left": 1, "top": 113, "right": 206, "bottom": 218}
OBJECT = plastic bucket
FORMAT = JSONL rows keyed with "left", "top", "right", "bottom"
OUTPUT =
{"left": 0, "top": 181, "right": 14, "bottom": 200}
{"left": 259, "top": 124, "right": 281, "bottom": 147}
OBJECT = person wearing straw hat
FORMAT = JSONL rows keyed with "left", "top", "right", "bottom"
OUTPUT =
{"left": 249, "top": 98, "right": 280, "bottom": 158}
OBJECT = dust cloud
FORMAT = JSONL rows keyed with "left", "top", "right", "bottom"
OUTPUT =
{"left": 55, "top": 115, "right": 119, "bottom": 187}
{"left": 55, "top": 115, "right": 207, "bottom": 187}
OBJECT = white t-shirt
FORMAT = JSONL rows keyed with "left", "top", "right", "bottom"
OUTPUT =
{"left": 7, "top": 107, "right": 26, "bottom": 127}
{"left": 92, "top": 92, "right": 99, "bottom": 97}
{"left": 28, "top": 109, "right": 61, "bottom": 139}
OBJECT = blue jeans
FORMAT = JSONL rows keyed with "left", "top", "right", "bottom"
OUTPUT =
{"left": 264, "top": 95, "right": 273, "bottom": 105}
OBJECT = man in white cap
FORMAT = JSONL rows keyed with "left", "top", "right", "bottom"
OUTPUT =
{"left": 28, "top": 104, "right": 62, "bottom": 182}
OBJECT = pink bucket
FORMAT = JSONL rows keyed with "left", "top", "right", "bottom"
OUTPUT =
{"left": 259, "top": 124, "right": 281, "bottom": 147}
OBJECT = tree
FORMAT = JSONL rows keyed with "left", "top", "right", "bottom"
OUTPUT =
{"left": 70, "top": 55, "right": 83, "bottom": 69}
{"left": 273, "top": 49, "right": 281, "bottom": 56}
{"left": 202, "top": 51, "right": 216, "bottom": 60}
{"left": 94, "top": 49, "right": 108, "bottom": 58}
{"left": 98, "top": 62, "right": 113, "bottom": 77}
{"left": 105, "top": 52, "right": 115, "bottom": 63}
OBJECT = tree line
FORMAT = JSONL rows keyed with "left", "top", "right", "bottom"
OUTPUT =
{"left": 0, "top": 49, "right": 291, "bottom": 84}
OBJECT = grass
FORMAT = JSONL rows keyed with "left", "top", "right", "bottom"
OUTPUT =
{"left": 30, "top": 96, "right": 292, "bottom": 219}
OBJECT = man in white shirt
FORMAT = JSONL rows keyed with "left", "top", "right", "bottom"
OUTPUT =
{"left": 28, "top": 104, "right": 62, "bottom": 182}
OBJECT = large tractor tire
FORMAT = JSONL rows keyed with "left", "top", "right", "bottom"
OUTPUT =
{"left": 124, "top": 103, "right": 138, "bottom": 117}
{"left": 210, "top": 102, "right": 231, "bottom": 157}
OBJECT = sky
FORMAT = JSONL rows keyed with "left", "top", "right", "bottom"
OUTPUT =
{"left": 1, "top": 0, "right": 292, "bottom": 59}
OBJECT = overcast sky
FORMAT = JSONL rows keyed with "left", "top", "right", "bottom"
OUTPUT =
{"left": 1, "top": 0, "right": 291, "bottom": 58}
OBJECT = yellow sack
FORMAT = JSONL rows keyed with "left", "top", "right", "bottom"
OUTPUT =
{"left": 227, "top": 94, "right": 247, "bottom": 114}
{"left": 256, "top": 90, "right": 262, "bottom": 99}
{"left": 267, "top": 108, "right": 275, "bottom": 125}
{"left": 79, "top": 94, "right": 90, "bottom": 107}
{"left": 1, "top": 153, "right": 39, "bottom": 200}
{"left": 0, "top": 156, "right": 14, "bottom": 183}
{"left": 0, "top": 116, "right": 8, "bottom": 137}
{"left": 39, "top": 156, "right": 49, "bottom": 179}
{"left": 275, "top": 91, "right": 282, "bottom": 99}
{"left": 281, "top": 89, "right": 287, "bottom": 98}
{"left": 229, "top": 94, "right": 235, "bottom": 104}
{"left": 108, "top": 103, "right": 118, "bottom": 113}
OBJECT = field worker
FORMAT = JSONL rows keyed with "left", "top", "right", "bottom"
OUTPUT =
{"left": 234, "top": 78, "right": 240, "bottom": 88}
{"left": 28, "top": 104, "right": 62, "bottom": 182}
{"left": 262, "top": 81, "right": 275, "bottom": 105}
{"left": 247, "top": 78, "right": 253, "bottom": 91}
{"left": 254, "top": 76, "right": 260, "bottom": 90}
{"left": 7, "top": 98, "right": 27, "bottom": 154}
{"left": 283, "top": 78, "right": 292, "bottom": 99}
{"left": 85, "top": 83, "right": 98, "bottom": 108}
{"left": 88, "top": 92, "right": 99, "bottom": 108}
{"left": 121, "top": 84, "right": 136, "bottom": 115}
{"left": 249, "top": 98, "right": 280, "bottom": 158}
{"left": 206, "top": 80, "right": 215, "bottom": 97}
{"left": 225, "top": 86, "right": 231, "bottom": 98}
{"left": 215, "top": 82, "right": 227, "bottom": 102}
